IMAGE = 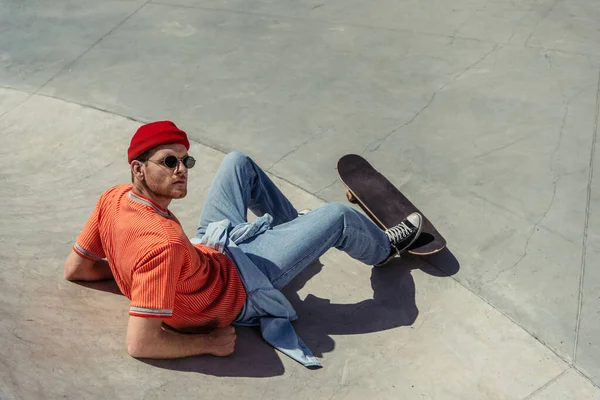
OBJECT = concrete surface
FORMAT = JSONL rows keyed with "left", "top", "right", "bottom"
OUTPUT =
{"left": 1, "top": 0, "right": 600, "bottom": 398}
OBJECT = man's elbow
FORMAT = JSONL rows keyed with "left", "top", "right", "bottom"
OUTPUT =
{"left": 126, "top": 316, "right": 166, "bottom": 358}
{"left": 127, "top": 341, "right": 144, "bottom": 358}
{"left": 64, "top": 250, "right": 84, "bottom": 281}
{"left": 63, "top": 263, "right": 77, "bottom": 281}
{"left": 126, "top": 331, "right": 157, "bottom": 358}
{"left": 126, "top": 335, "right": 148, "bottom": 358}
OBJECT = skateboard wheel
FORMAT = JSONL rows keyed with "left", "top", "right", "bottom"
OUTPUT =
{"left": 346, "top": 191, "right": 358, "bottom": 204}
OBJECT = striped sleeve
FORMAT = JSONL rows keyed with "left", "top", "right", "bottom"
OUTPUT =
{"left": 73, "top": 201, "right": 105, "bottom": 261}
{"left": 129, "top": 243, "right": 185, "bottom": 318}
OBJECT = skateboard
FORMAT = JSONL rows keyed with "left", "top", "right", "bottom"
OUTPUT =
{"left": 337, "top": 154, "right": 446, "bottom": 255}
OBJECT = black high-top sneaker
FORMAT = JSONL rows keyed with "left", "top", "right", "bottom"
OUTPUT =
{"left": 375, "top": 212, "right": 423, "bottom": 266}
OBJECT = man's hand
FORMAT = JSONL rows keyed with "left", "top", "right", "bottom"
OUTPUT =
{"left": 205, "top": 326, "right": 237, "bottom": 356}
{"left": 127, "top": 316, "right": 237, "bottom": 359}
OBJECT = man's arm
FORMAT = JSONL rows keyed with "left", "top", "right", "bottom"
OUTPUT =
{"left": 64, "top": 250, "right": 113, "bottom": 281}
{"left": 126, "top": 316, "right": 236, "bottom": 358}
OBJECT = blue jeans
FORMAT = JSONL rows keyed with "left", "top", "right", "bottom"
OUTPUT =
{"left": 196, "top": 151, "right": 391, "bottom": 288}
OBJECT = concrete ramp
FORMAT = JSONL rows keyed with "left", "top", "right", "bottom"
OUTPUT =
{"left": 1, "top": 90, "right": 598, "bottom": 398}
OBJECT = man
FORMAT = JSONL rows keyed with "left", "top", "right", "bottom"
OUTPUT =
{"left": 64, "top": 121, "right": 422, "bottom": 367}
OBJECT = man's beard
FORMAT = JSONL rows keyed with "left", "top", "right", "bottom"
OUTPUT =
{"left": 143, "top": 179, "right": 187, "bottom": 200}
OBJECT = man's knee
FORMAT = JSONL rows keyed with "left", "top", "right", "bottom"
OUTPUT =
{"left": 321, "top": 202, "right": 355, "bottom": 220}
{"left": 222, "top": 151, "right": 252, "bottom": 170}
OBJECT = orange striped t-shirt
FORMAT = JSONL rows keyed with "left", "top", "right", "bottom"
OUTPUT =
{"left": 73, "top": 184, "right": 247, "bottom": 331}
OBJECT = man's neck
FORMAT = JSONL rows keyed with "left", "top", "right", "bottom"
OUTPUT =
{"left": 132, "top": 181, "right": 172, "bottom": 210}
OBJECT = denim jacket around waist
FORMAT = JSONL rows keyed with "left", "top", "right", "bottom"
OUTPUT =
{"left": 190, "top": 214, "right": 321, "bottom": 368}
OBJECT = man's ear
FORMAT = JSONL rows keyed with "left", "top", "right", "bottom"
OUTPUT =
{"left": 131, "top": 161, "right": 145, "bottom": 182}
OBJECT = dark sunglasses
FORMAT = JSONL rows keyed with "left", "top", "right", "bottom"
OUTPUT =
{"left": 149, "top": 155, "right": 196, "bottom": 169}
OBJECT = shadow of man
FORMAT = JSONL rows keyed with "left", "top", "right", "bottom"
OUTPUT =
{"left": 283, "top": 258, "right": 417, "bottom": 357}
{"left": 79, "top": 248, "right": 459, "bottom": 376}
{"left": 283, "top": 248, "right": 460, "bottom": 357}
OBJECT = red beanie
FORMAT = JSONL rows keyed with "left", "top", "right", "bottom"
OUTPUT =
{"left": 127, "top": 121, "right": 190, "bottom": 163}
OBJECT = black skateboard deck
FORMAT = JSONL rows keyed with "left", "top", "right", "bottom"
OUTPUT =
{"left": 337, "top": 154, "right": 446, "bottom": 256}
